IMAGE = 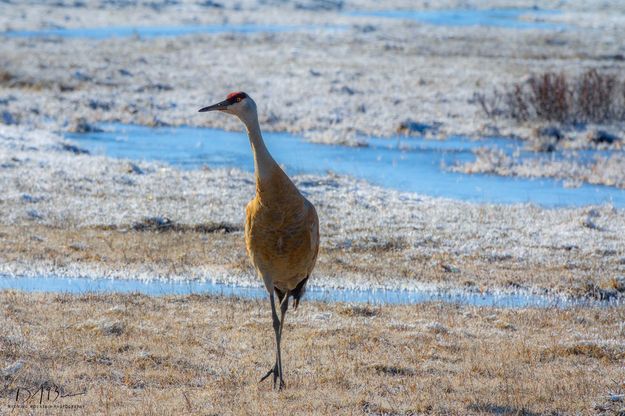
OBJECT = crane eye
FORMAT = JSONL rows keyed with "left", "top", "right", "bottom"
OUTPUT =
{"left": 236, "top": 97, "right": 242, "bottom": 102}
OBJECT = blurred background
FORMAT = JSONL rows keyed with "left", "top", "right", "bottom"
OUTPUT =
{"left": 1, "top": 0, "right": 624, "bottom": 207}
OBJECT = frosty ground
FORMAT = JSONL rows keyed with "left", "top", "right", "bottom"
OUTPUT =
{"left": 1, "top": 124, "right": 624, "bottom": 300}
{"left": 1, "top": 1, "right": 625, "bottom": 188}
{"left": 1, "top": 0, "right": 625, "bottom": 141}
{"left": 0, "top": 0, "right": 622, "bottom": 349}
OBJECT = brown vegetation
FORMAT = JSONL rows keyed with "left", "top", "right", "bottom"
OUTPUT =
{"left": 0, "top": 292, "right": 623, "bottom": 415}
{"left": 476, "top": 69, "right": 625, "bottom": 124}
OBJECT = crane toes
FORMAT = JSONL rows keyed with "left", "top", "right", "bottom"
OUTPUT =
{"left": 277, "top": 379, "right": 286, "bottom": 390}
{"left": 259, "top": 364, "right": 286, "bottom": 390}
{"left": 259, "top": 366, "right": 274, "bottom": 383}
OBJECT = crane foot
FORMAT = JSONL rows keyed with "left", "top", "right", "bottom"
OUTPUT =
{"left": 259, "top": 364, "right": 285, "bottom": 390}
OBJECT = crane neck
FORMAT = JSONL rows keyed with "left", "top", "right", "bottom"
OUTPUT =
{"left": 242, "top": 114, "right": 279, "bottom": 184}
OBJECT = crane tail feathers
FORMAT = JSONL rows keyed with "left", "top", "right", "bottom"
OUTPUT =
{"left": 273, "top": 276, "right": 310, "bottom": 310}
{"left": 291, "top": 276, "right": 309, "bottom": 310}
{"left": 274, "top": 287, "right": 286, "bottom": 304}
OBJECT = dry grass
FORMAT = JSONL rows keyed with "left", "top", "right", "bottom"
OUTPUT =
{"left": 1, "top": 224, "right": 624, "bottom": 299}
{"left": 476, "top": 69, "right": 625, "bottom": 124}
{"left": 0, "top": 291, "right": 623, "bottom": 415}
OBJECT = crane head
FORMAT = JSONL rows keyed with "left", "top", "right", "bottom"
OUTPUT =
{"left": 198, "top": 91, "right": 254, "bottom": 115}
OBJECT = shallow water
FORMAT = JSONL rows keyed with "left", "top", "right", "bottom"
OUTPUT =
{"left": 0, "top": 275, "right": 607, "bottom": 309}
{"left": 2, "top": 23, "right": 343, "bottom": 39}
{"left": 67, "top": 123, "right": 625, "bottom": 207}
{"left": 349, "top": 8, "right": 564, "bottom": 30}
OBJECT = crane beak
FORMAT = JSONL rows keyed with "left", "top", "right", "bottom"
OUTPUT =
{"left": 198, "top": 99, "right": 231, "bottom": 112}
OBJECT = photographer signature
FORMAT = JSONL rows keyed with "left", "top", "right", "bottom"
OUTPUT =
{"left": 14, "top": 384, "right": 86, "bottom": 405}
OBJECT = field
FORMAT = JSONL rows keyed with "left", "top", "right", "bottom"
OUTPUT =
{"left": 1, "top": 292, "right": 624, "bottom": 415}
{"left": 1, "top": 0, "right": 625, "bottom": 414}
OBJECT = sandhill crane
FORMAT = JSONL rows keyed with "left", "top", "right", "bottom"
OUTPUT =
{"left": 199, "top": 92, "right": 320, "bottom": 390}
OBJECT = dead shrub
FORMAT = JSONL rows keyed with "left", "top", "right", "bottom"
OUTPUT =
{"left": 477, "top": 69, "right": 625, "bottom": 124}
{"left": 577, "top": 69, "right": 618, "bottom": 122}
{"left": 0, "top": 69, "right": 14, "bottom": 83}
{"left": 528, "top": 72, "right": 570, "bottom": 122}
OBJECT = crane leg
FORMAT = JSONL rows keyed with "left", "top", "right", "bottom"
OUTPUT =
{"left": 260, "top": 291, "right": 289, "bottom": 389}
{"left": 277, "top": 293, "right": 289, "bottom": 386}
